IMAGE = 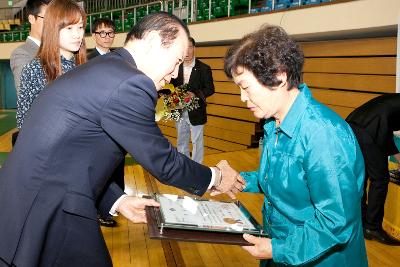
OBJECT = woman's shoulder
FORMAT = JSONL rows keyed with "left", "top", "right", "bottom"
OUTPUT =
{"left": 26, "top": 57, "right": 41, "bottom": 67}
{"left": 22, "top": 58, "right": 43, "bottom": 74}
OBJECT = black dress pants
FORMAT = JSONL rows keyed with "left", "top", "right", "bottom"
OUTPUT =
{"left": 351, "top": 126, "right": 389, "bottom": 230}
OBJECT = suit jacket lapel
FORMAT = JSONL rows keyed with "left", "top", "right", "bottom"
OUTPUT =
{"left": 188, "top": 60, "right": 199, "bottom": 85}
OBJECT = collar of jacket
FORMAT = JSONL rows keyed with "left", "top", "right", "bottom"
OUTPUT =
{"left": 275, "top": 83, "right": 311, "bottom": 139}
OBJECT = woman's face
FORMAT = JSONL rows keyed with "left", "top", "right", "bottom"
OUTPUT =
{"left": 59, "top": 16, "right": 84, "bottom": 59}
{"left": 232, "top": 67, "right": 290, "bottom": 120}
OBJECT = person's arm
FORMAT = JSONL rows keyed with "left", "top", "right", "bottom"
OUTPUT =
{"left": 393, "top": 153, "right": 400, "bottom": 169}
{"left": 10, "top": 47, "right": 32, "bottom": 95}
{"left": 100, "top": 74, "right": 233, "bottom": 196}
{"left": 16, "top": 64, "right": 36, "bottom": 129}
{"left": 270, "top": 125, "right": 364, "bottom": 265}
{"left": 199, "top": 63, "right": 215, "bottom": 99}
{"left": 240, "top": 171, "right": 261, "bottom": 193}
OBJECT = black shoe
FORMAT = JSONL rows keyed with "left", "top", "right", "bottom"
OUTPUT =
{"left": 98, "top": 217, "right": 117, "bottom": 227}
{"left": 364, "top": 228, "right": 400, "bottom": 245}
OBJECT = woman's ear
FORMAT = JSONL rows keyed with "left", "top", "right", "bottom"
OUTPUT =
{"left": 276, "top": 72, "right": 288, "bottom": 88}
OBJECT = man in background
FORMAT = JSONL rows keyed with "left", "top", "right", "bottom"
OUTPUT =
{"left": 9, "top": 0, "right": 51, "bottom": 146}
{"left": 88, "top": 18, "right": 116, "bottom": 59}
{"left": 171, "top": 37, "right": 214, "bottom": 164}
{"left": 87, "top": 17, "right": 121, "bottom": 227}
{"left": 346, "top": 93, "right": 400, "bottom": 245}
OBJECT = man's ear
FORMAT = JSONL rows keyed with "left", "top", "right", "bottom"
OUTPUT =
{"left": 276, "top": 72, "right": 288, "bottom": 88}
{"left": 28, "top": 14, "right": 36, "bottom": 25}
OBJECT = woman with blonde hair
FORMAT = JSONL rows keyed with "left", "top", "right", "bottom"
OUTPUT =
{"left": 17, "top": 0, "right": 86, "bottom": 129}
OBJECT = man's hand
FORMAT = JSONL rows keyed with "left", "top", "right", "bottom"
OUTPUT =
{"left": 242, "top": 234, "right": 273, "bottom": 259}
{"left": 210, "top": 160, "right": 245, "bottom": 199}
{"left": 116, "top": 196, "right": 160, "bottom": 223}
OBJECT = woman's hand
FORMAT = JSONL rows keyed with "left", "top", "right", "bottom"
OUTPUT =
{"left": 242, "top": 234, "right": 273, "bottom": 259}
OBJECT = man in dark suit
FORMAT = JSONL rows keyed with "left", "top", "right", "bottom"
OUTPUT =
{"left": 10, "top": 0, "right": 51, "bottom": 146}
{"left": 0, "top": 12, "right": 244, "bottom": 267}
{"left": 87, "top": 18, "right": 116, "bottom": 60}
{"left": 346, "top": 93, "right": 400, "bottom": 245}
{"left": 87, "top": 17, "right": 120, "bottom": 227}
{"left": 171, "top": 37, "right": 214, "bottom": 163}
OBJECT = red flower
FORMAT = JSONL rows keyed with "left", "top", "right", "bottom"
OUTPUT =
{"left": 184, "top": 96, "right": 191, "bottom": 103}
{"left": 173, "top": 98, "right": 180, "bottom": 104}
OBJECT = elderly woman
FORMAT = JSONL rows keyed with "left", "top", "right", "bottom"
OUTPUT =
{"left": 224, "top": 25, "right": 368, "bottom": 266}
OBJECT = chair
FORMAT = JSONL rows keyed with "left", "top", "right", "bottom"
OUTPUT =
{"left": 304, "top": 0, "right": 320, "bottom": 4}
{"left": 21, "top": 31, "right": 28, "bottom": 40}
{"left": 13, "top": 32, "right": 21, "bottom": 42}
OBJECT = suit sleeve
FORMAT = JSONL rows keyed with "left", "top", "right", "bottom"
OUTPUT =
{"left": 10, "top": 47, "right": 32, "bottom": 95}
{"left": 100, "top": 74, "right": 212, "bottom": 196}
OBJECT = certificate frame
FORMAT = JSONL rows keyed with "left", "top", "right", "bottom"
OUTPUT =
{"left": 145, "top": 194, "right": 268, "bottom": 246}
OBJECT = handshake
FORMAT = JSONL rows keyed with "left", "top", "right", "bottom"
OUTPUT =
{"left": 209, "top": 160, "right": 245, "bottom": 199}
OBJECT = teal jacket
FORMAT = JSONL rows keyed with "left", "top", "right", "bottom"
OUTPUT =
{"left": 241, "top": 84, "right": 368, "bottom": 266}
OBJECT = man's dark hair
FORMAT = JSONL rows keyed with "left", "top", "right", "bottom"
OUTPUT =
{"left": 92, "top": 18, "right": 116, "bottom": 33}
{"left": 26, "top": 0, "right": 51, "bottom": 16}
{"left": 224, "top": 25, "right": 304, "bottom": 90}
{"left": 188, "top": 37, "right": 195, "bottom": 47}
{"left": 125, "top": 12, "right": 189, "bottom": 47}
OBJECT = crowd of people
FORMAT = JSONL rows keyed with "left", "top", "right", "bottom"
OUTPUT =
{"left": 0, "top": 0, "right": 399, "bottom": 266}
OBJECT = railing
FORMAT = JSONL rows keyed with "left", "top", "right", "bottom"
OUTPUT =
{"left": 0, "top": 7, "right": 25, "bottom": 20}
{"left": 0, "top": 0, "right": 335, "bottom": 43}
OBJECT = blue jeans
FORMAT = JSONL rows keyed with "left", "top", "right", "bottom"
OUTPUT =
{"left": 175, "top": 110, "right": 204, "bottom": 164}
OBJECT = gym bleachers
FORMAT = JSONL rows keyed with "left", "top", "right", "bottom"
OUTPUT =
{"left": 0, "top": 0, "right": 336, "bottom": 43}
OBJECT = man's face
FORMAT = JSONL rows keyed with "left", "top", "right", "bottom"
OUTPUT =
{"left": 28, "top": 4, "right": 47, "bottom": 40}
{"left": 142, "top": 29, "right": 188, "bottom": 90}
{"left": 92, "top": 24, "right": 115, "bottom": 52}
{"left": 184, "top": 42, "right": 194, "bottom": 64}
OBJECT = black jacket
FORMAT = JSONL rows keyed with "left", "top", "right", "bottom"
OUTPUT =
{"left": 0, "top": 48, "right": 211, "bottom": 266}
{"left": 171, "top": 59, "right": 214, "bottom": 125}
{"left": 346, "top": 93, "right": 400, "bottom": 156}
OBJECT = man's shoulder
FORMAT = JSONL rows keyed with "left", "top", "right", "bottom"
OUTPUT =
{"left": 11, "top": 40, "right": 38, "bottom": 58}
{"left": 195, "top": 59, "right": 211, "bottom": 71}
{"left": 87, "top": 49, "right": 100, "bottom": 60}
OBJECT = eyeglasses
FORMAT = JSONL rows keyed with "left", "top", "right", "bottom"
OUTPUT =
{"left": 94, "top": 31, "right": 115, "bottom": 38}
{"left": 36, "top": 15, "right": 44, "bottom": 19}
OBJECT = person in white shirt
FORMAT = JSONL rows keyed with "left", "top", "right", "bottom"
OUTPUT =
{"left": 10, "top": 0, "right": 51, "bottom": 96}
{"left": 10, "top": 0, "right": 51, "bottom": 146}
{"left": 171, "top": 37, "right": 215, "bottom": 164}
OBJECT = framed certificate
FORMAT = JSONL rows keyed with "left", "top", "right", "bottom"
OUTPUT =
{"left": 146, "top": 194, "right": 268, "bottom": 245}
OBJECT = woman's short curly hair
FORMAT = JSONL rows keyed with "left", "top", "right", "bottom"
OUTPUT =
{"left": 224, "top": 25, "right": 304, "bottom": 89}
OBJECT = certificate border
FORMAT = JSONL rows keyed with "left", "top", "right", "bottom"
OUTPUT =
{"left": 151, "top": 194, "right": 267, "bottom": 236}
{"left": 146, "top": 205, "right": 265, "bottom": 246}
